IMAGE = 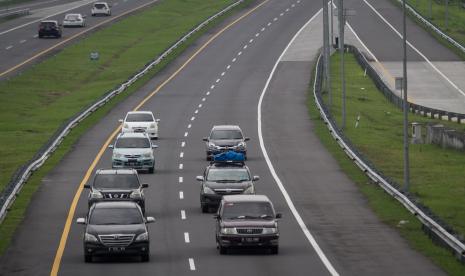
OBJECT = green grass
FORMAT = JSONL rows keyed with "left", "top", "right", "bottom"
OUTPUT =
{"left": 0, "top": 0, "right": 236, "bottom": 194}
{"left": 0, "top": 0, "right": 253, "bottom": 255}
{"left": 398, "top": 0, "right": 465, "bottom": 59}
{"left": 311, "top": 53, "right": 465, "bottom": 274}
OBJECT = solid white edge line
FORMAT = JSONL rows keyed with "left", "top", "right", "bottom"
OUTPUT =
{"left": 184, "top": 232, "right": 190, "bottom": 243}
{"left": 189, "top": 258, "right": 196, "bottom": 270}
{"left": 257, "top": 8, "right": 339, "bottom": 276}
{"left": 362, "top": 0, "right": 465, "bottom": 97}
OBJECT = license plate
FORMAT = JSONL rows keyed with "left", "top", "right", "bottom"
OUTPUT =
{"left": 108, "top": 247, "right": 125, "bottom": 252}
{"left": 243, "top": 237, "right": 259, "bottom": 243}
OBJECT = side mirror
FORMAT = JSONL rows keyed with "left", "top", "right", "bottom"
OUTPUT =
{"left": 146, "top": 217, "right": 155, "bottom": 223}
{"left": 196, "top": 176, "right": 203, "bottom": 181}
{"left": 202, "top": 137, "right": 208, "bottom": 142}
{"left": 244, "top": 137, "right": 250, "bottom": 141}
{"left": 152, "top": 144, "right": 158, "bottom": 149}
{"left": 108, "top": 144, "right": 114, "bottom": 149}
{"left": 155, "top": 119, "right": 160, "bottom": 122}
{"left": 118, "top": 119, "right": 123, "bottom": 123}
{"left": 253, "top": 176, "right": 260, "bottom": 181}
{"left": 142, "top": 183, "right": 149, "bottom": 188}
{"left": 82, "top": 15, "right": 87, "bottom": 18}
{"left": 76, "top": 218, "right": 86, "bottom": 224}
{"left": 83, "top": 184, "right": 91, "bottom": 189}
{"left": 275, "top": 213, "right": 282, "bottom": 219}
{"left": 213, "top": 214, "right": 220, "bottom": 219}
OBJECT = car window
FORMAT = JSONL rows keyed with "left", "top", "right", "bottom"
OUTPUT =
{"left": 115, "top": 137, "right": 150, "bottom": 148}
{"left": 206, "top": 169, "right": 250, "bottom": 181}
{"left": 89, "top": 207, "right": 143, "bottom": 225}
{"left": 126, "top": 113, "right": 154, "bottom": 122}
{"left": 222, "top": 202, "right": 274, "bottom": 219}
{"left": 40, "top": 22, "right": 56, "bottom": 28}
{"left": 210, "top": 130, "right": 243, "bottom": 140}
{"left": 94, "top": 3, "right": 106, "bottom": 8}
{"left": 65, "top": 15, "right": 79, "bottom": 20}
{"left": 94, "top": 174, "right": 139, "bottom": 189}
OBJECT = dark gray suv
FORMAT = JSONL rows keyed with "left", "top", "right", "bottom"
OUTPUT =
{"left": 84, "top": 169, "right": 148, "bottom": 213}
{"left": 76, "top": 201, "right": 155, "bottom": 262}
{"left": 203, "top": 125, "right": 249, "bottom": 161}
{"left": 197, "top": 161, "right": 258, "bottom": 213}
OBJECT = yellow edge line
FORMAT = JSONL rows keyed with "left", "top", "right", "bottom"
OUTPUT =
{"left": 50, "top": 0, "right": 269, "bottom": 275}
{"left": 370, "top": 59, "right": 413, "bottom": 102}
{"left": 0, "top": 0, "right": 159, "bottom": 79}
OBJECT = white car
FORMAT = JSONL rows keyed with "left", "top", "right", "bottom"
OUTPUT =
{"left": 63, "top": 13, "right": 86, "bottom": 27}
{"left": 91, "top": 2, "right": 111, "bottom": 16}
{"left": 119, "top": 111, "right": 160, "bottom": 139}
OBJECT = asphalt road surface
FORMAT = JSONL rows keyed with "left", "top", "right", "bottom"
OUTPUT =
{"left": 0, "top": 0, "right": 452, "bottom": 275}
{"left": 0, "top": 0, "right": 159, "bottom": 79}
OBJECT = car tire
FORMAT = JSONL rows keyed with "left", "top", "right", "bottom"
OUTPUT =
{"left": 201, "top": 204, "right": 208, "bottom": 213}
{"left": 38, "top": 34, "right": 43, "bottom": 38}
{"left": 141, "top": 253, "right": 149, "bottom": 262}
{"left": 84, "top": 254, "right": 92, "bottom": 263}
{"left": 148, "top": 167, "right": 154, "bottom": 174}
{"left": 219, "top": 245, "right": 227, "bottom": 255}
{"left": 270, "top": 246, "right": 279, "bottom": 255}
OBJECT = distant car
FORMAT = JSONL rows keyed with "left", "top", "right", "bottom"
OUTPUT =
{"left": 76, "top": 201, "right": 155, "bottom": 262}
{"left": 119, "top": 111, "right": 160, "bottom": 140}
{"left": 110, "top": 133, "right": 157, "bottom": 173}
{"left": 63, "top": 13, "right": 86, "bottom": 27}
{"left": 197, "top": 157, "right": 258, "bottom": 213}
{"left": 203, "top": 125, "right": 249, "bottom": 161}
{"left": 84, "top": 169, "right": 148, "bottom": 213}
{"left": 91, "top": 2, "right": 111, "bottom": 16}
{"left": 215, "top": 195, "right": 281, "bottom": 254}
{"left": 38, "top": 20, "right": 62, "bottom": 38}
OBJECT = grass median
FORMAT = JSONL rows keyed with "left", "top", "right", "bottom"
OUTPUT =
{"left": 309, "top": 53, "right": 465, "bottom": 274}
{"left": 0, "top": 0, "right": 253, "bottom": 255}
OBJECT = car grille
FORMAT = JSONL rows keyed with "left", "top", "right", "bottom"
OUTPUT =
{"left": 102, "top": 192, "right": 131, "bottom": 199}
{"left": 213, "top": 188, "right": 243, "bottom": 195}
{"left": 124, "top": 154, "right": 141, "bottom": 158}
{"left": 236, "top": 228, "right": 263, "bottom": 234}
{"left": 99, "top": 234, "right": 135, "bottom": 247}
{"left": 132, "top": 127, "right": 147, "bottom": 133}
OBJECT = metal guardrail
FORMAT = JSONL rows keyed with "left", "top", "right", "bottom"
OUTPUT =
{"left": 313, "top": 52, "right": 465, "bottom": 262}
{"left": 397, "top": 0, "right": 465, "bottom": 55}
{"left": 0, "top": 8, "right": 29, "bottom": 18}
{"left": 348, "top": 44, "right": 465, "bottom": 123}
{"left": 0, "top": 0, "right": 245, "bottom": 223}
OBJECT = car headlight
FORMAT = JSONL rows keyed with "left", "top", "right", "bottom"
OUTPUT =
{"left": 85, "top": 233, "right": 98, "bottom": 242}
{"left": 135, "top": 232, "right": 149, "bottom": 241}
{"left": 130, "top": 190, "right": 143, "bottom": 199}
{"left": 113, "top": 152, "right": 122, "bottom": 159}
{"left": 237, "top": 141, "right": 246, "bottom": 148}
{"left": 149, "top": 123, "right": 156, "bottom": 129}
{"left": 123, "top": 123, "right": 129, "bottom": 129}
{"left": 208, "top": 142, "right": 217, "bottom": 149}
{"left": 90, "top": 190, "right": 103, "bottom": 199}
{"left": 262, "top": 228, "right": 278, "bottom": 234}
{"left": 220, "top": 227, "right": 237, "bottom": 235}
{"left": 203, "top": 186, "right": 215, "bottom": 194}
{"left": 142, "top": 152, "right": 153, "bottom": 158}
{"left": 243, "top": 185, "right": 255, "bottom": 194}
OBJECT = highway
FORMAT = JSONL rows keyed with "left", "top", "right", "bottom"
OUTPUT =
{"left": 0, "top": 0, "right": 158, "bottom": 79}
{"left": 0, "top": 0, "right": 459, "bottom": 275}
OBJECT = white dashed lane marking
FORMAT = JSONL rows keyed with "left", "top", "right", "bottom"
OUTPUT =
{"left": 179, "top": 191, "right": 184, "bottom": 199}
{"left": 179, "top": 164, "right": 183, "bottom": 170}
{"left": 210, "top": 85, "right": 215, "bottom": 89}
{"left": 226, "top": 65, "right": 231, "bottom": 69}
{"left": 20, "top": 40, "right": 26, "bottom": 44}
{"left": 184, "top": 132, "right": 189, "bottom": 137}
{"left": 273, "top": 17, "right": 278, "bottom": 21}
{"left": 179, "top": 176, "right": 184, "bottom": 183}
{"left": 255, "top": 33, "right": 260, "bottom": 37}
{"left": 5, "top": 46, "right": 13, "bottom": 50}
{"left": 267, "top": 22, "right": 272, "bottom": 26}
{"left": 249, "top": 38, "right": 254, "bottom": 43}
{"left": 286, "top": 8, "right": 290, "bottom": 12}
{"left": 188, "top": 122, "right": 193, "bottom": 127}
{"left": 261, "top": 27, "right": 265, "bottom": 32}
{"left": 202, "top": 97, "right": 206, "bottom": 102}
{"left": 180, "top": 152, "right": 184, "bottom": 158}
{"left": 189, "top": 258, "right": 196, "bottom": 271}
{"left": 190, "top": 116, "right": 195, "bottom": 121}
{"left": 238, "top": 51, "right": 242, "bottom": 56}
{"left": 215, "top": 78, "right": 220, "bottom": 83}
{"left": 33, "top": 34, "right": 38, "bottom": 38}
{"left": 181, "top": 210, "right": 186, "bottom": 220}
{"left": 221, "top": 72, "right": 225, "bottom": 76}
{"left": 181, "top": 141, "right": 186, "bottom": 147}
{"left": 232, "top": 57, "right": 236, "bottom": 62}
{"left": 243, "top": 44, "right": 248, "bottom": 49}
{"left": 184, "top": 232, "right": 190, "bottom": 243}
{"left": 198, "top": 104, "right": 202, "bottom": 108}
{"left": 280, "top": 13, "right": 284, "bottom": 16}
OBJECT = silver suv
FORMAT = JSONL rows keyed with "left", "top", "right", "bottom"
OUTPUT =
{"left": 203, "top": 125, "right": 249, "bottom": 161}
{"left": 110, "top": 133, "right": 157, "bottom": 173}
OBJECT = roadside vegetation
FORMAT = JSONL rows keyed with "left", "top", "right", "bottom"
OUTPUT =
{"left": 399, "top": 0, "right": 465, "bottom": 58}
{"left": 309, "top": 53, "right": 465, "bottom": 274}
{"left": 0, "top": 0, "right": 253, "bottom": 255}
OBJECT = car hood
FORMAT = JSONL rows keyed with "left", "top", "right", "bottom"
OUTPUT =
{"left": 126, "top": 122, "right": 155, "bottom": 128}
{"left": 209, "top": 139, "right": 242, "bottom": 146}
{"left": 113, "top": 148, "right": 152, "bottom": 155}
{"left": 221, "top": 219, "right": 276, "bottom": 228}
{"left": 205, "top": 181, "right": 252, "bottom": 190}
{"left": 87, "top": 224, "right": 146, "bottom": 236}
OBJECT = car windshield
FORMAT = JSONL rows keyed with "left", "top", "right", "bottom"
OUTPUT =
{"left": 94, "top": 3, "right": 106, "bottom": 8}
{"left": 207, "top": 169, "right": 250, "bottom": 182}
{"left": 65, "top": 14, "right": 79, "bottom": 20}
{"left": 89, "top": 207, "right": 143, "bottom": 225}
{"left": 126, "top": 113, "right": 153, "bottom": 122}
{"left": 40, "top": 22, "right": 56, "bottom": 28}
{"left": 94, "top": 174, "right": 139, "bottom": 189}
{"left": 115, "top": 137, "right": 150, "bottom": 148}
{"left": 210, "top": 130, "right": 243, "bottom": 140}
{"left": 222, "top": 202, "right": 274, "bottom": 220}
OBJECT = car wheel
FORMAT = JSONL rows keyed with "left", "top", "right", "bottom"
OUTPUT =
{"left": 201, "top": 204, "right": 208, "bottom": 213}
{"left": 38, "top": 34, "right": 43, "bottom": 38}
{"left": 270, "top": 246, "right": 279, "bottom": 255}
{"left": 141, "top": 253, "right": 149, "bottom": 262}
{"left": 84, "top": 254, "right": 92, "bottom": 263}
{"left": 148, "top": 167, "right": 154, "bottom": 174}
{"left": 219, "top": 245, "right": 227, "bottom": 255}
